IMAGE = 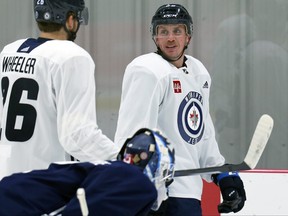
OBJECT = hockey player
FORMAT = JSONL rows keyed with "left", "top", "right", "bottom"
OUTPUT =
{"left": 0, "top": 128, "right": 175, "bottom": 216}
{"left": 114, "top": 4, "right": 246, "bottom": 215}
{"left": 0, "top": 0, "right": 119, "bottom": 179}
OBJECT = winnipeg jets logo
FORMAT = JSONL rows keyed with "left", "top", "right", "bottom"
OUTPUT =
{"left": 177, "top": 91, "right": 204, "bottom": 145}
{"left": 189, "top": 109, "right": 198, "bottom": 128}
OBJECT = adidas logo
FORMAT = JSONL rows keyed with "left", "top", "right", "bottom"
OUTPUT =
{"left": 203, "top": 81, "right": 209, "bottom": 88}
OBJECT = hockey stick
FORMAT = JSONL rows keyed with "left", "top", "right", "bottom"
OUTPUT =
{"left": 77, "top": 188, "right": 89, "bottom": 216}
{"left": 174, "top": 114, "right": 274, "bottom": 177}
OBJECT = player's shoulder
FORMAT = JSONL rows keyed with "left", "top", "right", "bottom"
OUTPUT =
{"left": 34, "top": 40, "right": 93, "bottom": 65}
{"left": 47, "top": 40, "right": 91, "bottom": 57}
{"left": 130, "top": 52, "right": 165, "bottom": 66}
{"left": 185, "top": 55, "right": 210, "bottom": 76}
{"left": 185, "top": 55, "right": 206, "bottom": 68}
{"left": 127, "top": 52, "right": 171, "bottom": 76}
{"left": 1, "top": 38, "right": 28, "bottom": 53}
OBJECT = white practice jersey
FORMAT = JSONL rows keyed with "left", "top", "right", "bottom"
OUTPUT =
{"left": 115, "top": 53, "right": 225, "bottom": 200}
{"left": 0, "top": 38, "right": 119, "bottom": 179}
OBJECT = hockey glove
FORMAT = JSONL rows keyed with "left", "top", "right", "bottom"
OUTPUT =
{"left": 212, "top": 172, "right": 246, "bottom": 213}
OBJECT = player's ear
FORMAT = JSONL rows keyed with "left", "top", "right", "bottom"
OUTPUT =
{"left": 66, "top": 15, "right": 75, "bottom": 31}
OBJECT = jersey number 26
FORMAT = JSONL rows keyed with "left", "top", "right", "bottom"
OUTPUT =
{"left": 1, "top": 77, "right": 39, "bottom": 142}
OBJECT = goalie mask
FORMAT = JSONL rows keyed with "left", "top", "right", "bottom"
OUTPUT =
{"left": 117, "top": 128, "right": 175, "bottom": 210}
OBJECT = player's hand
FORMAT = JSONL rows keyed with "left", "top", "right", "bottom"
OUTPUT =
{"left": 212, "top": 172, "right": 246, "bottom": 213}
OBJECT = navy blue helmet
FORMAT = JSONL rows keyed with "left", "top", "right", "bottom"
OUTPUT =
{"left": 34, "top": 0, "right": 89, "bottom": 25}
{"left": 151, "top": 4, "right": 193, "bottom": 36}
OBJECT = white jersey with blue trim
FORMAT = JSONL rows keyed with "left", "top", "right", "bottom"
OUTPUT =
{"left": 0, "top": 38, "right": 119, "bottom": 179}
{"left": 115, "top": 52, "right": 225, "bottom": 200}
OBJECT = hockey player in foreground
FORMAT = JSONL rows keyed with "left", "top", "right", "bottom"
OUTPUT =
{"left": 114, "top": 4, "right": 246, "bottom": 215}
{"left": 0, "top": 0, "right": 119, "bottom": 179}
{"left": 0, "top": 128, "right": 175, "bottom": 216}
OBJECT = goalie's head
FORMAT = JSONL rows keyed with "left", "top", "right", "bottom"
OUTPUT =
{"left": 117, "top": 128, "right": 175, "bottom": 210}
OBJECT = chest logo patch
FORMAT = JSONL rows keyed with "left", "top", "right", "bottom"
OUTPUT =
{"left": 173, "top": 80, "right": 182, "bottom": 93}
{"left": 177, "top": 91, "right": 204, "bottom": 145}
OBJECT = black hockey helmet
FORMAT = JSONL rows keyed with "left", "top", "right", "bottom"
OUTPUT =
{"left": 117, "top": 128, "right": 175, "bottom": 210}
{"left": 151, "top": 4, "right": 193, "bottom": 36}
{"left": 34, "top": 0, "right": 89, "bottom": 25}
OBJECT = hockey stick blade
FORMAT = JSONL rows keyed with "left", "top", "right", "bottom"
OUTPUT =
{"left": 243, "top": 114, "right": 273, "bottom": 169}
{"left": 174, "top": 114, "right": 274, "bottom": 177}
